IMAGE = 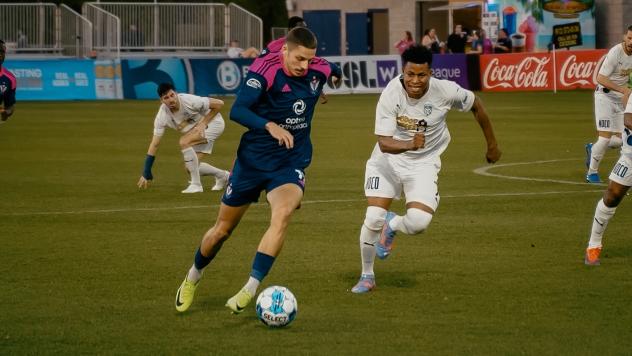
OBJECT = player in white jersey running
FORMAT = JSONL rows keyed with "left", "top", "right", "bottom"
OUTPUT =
{"left": 584, "top": 89, "right": 632, "bottom": 265}
{"left": 137, "top": 82, "right": 230, "bottom": 193}
{"left": 585, "top": 25, "right": 632, "bottom": 183}
{"left": 351, "top": 45, "right": 501, "bottom": 293}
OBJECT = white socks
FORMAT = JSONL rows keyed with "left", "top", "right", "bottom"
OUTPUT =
{"left": 360, "top": 224, "right": 380, "bottom": 276}
{"left": 244, "top": 276, "right": 260, "bottom": 296}
{"left": 359, "top": 206, "right": 387, "bottom": 276}
{"left": 199, "top": 162, "right": 226, "bottom": 178}
{"left": 588, "top": 137, "right": 609, "bottom": 174}
{"left": 588, "top": 199, "right": 616, "bottom": 248}
{"left": 182, "top": 147, "right": 201, "bottom": 185}
{"left": 187, "top": 265, "right": 203, "bottom": 283}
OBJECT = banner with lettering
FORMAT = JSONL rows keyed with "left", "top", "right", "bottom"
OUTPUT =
{"left": 480, "top": 49, "right": 607, "bottom": 92}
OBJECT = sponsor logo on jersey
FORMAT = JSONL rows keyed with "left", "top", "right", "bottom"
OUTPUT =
{"left": 423, "top": 103, "right": 433, "bottom": 116}
{"left": 293, "top": 100, "right": 306, "bottom": 115}
{"left": 246, "top": 78, "right": 262, "bottom": 90}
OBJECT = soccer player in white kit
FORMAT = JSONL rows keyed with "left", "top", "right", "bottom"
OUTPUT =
{"left": 584, "top": 90, "right": 632, "bottom": 265}
{"left": 585, "top": 25, "right": 632, "bottom": 183}
{"left": 137, "top": 83, "right": 230, "bottom": 193}
{"left": 351, "top": 45, "right": 501, "bottom": 293}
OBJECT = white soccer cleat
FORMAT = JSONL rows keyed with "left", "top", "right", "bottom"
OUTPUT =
{"left": 211, "top": 171, "right": 230, "bottom": 191}
{"left": 181, "top": 183, "right": 203, "bottom": 194}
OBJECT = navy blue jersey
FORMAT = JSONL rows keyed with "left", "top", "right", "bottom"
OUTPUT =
{"left": 230, "top": 51, "right": 341, "bottom": 171}
{"left": 0, "top": 67, "right": 16, "bottom": 109}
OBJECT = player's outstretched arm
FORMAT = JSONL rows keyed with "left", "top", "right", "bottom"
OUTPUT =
{"left": 470, "top": 95, "right": 501, "bottom": 163}
{"left": 597, "top": 74, "right": 631, "bottom": 97}
{"left": 138, "top": 135, "right": 161, "bottom": 189}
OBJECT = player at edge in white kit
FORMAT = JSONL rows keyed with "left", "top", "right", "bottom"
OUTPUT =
{"left": 585, "top": 25, "right": 632, "bottom": 183}
{"left": 137, "top": 82, "right": 230, "bottom": 193}
{"left": 350, "top": 45, "right": 502, "bottom": 294}
{"left": 584, "top": 79, "right": 632, "bottom": 265}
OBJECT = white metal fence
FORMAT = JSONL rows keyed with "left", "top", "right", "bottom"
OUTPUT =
{"left": 0, "top": 3, "right": 59, "bottom": 53}
{"left": 82, "top": 3, "right": 120, "bottom": 59}
{"left": 0, "top": 2, "right": 262, "bottom": 57}
{"left": 229, "top": 3, "right": 263, "bottom": 52}
{"left": 59, "top": 4, "right": 93, "bottom": 58}
{"left": 86, "top": 2, "right": 227, "bottom": 51}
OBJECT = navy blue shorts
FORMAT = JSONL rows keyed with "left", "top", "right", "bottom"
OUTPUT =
{"left": 221, "top": 159, "right": 306, "bottom": 207}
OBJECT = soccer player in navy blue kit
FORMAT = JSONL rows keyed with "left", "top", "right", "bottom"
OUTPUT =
{"left": 0, "top": 40, "right": 17, "bottom": 123}
{"left": 175, "top": 27, "right": 341, "bottom": 313}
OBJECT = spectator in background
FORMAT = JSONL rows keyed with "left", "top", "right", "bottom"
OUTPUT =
{"left": 16, "top": 30, "right": 27, "bottom": 49}
{"left": 421, "top": 28, "right": 444, "bottom": 54}
{"left": 447, "top": 24, "right": 467, "bottom": 53}
{"left": 123, "top": 24, "right": 144, "bottom": 51}
{"left": 227, "top": 40, "right": 260, "bottom": 58}
{"left": 394, "top": 31, "right": 415, "bottom": 55}
{"left": 494, "top": 28, "right": 512, "bottom": 53}
{"left": 468, "top": 29, "right": 493, "bottom": 54}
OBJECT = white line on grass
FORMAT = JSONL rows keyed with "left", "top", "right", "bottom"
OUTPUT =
{"left": 3, "top": 189, "right": 603, "bottom": 217}
{"left": 472, "top": 158, "right": 608, "bottom": 186}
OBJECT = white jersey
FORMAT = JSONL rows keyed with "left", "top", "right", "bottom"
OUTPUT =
{"left": 373, "top": 76, "right": 475, "bottom": 161}
{"left": 623, "top": 94, "right": 632, "bottom": 156}
{"left": 153, "top": 93, "right": 211, "bottom": 137}
{"left": 597, "top": 43, "right": 632, "bottom": 100}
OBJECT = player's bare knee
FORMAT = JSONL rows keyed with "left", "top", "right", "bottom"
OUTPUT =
{"left": 363, "top": 206, "right": 387, "bottom": 231}
{"left": 402, "top": 208, "right": 433, "bottom": 235}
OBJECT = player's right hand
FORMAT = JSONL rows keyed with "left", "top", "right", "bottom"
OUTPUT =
{"left": 265, "top": 122, "right": 294, "bottom": 149}
{"left": 409, "top": 133, "right": 425, "bottom": 150}
{"left": 137, "top": 176, "right": 151, "bottom": 189}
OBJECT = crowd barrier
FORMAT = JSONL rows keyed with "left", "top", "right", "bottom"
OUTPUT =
{"left": 3, "top": 50, "right": 608, "bottom": 101}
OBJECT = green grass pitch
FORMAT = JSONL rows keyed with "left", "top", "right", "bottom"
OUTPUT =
{"left": 1, "top": 91, "right": 631, "bottom": 354}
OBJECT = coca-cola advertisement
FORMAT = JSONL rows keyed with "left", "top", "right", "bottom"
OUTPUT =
{"left": 480, "top": 53, "right": 553, "bottom": 91}
{"left": 554, "top": 49, "right": 607, "bottom": 89}
{"left": 480, "top": 49, "right": 607, "bottom": 92}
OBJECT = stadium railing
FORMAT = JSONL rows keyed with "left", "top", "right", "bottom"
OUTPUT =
{"left": 228, "top": 3, "right": 263, "bottom": 53}
{"left": 82, "top": 3, "right": 120, "bottom": 59}
{"left": 59, "top": 4, "right": 93, "bottom": 58}
{"left": 0, "top": 3, "right": 60, "bottom": 55}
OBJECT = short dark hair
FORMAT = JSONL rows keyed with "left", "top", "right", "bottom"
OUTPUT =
{"left": 288, "top": 16, "right": 306, "bottom": 30}
{"left": 286, "top": 27, "right": 317, "bottom": 50}
{"left": 401, "top": 45, "right": 433, "bottom": 67}
{"left": 157, "top": 82, "right": 175, "bottom": 97}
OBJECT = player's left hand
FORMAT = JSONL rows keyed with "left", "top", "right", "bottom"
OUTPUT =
{"left": 486, "top": 145, "right": 502, "bottom": 163}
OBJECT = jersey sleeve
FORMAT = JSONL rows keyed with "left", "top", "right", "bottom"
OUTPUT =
{"left": 598, "top": 48, "right": 618, "bottom": 77}
{"left": 374, "top": 86, "right": 399, "bottom": 136}
{"left": 152, "top": 109, "right": 167, "bottom": 137}
{"left": 229, "top": 71, "right": 269, "bottom": 130}
{"left": 3, "top": 86, "right": 16, "bottom": 108}
{"left": 443, "top": 80, "right": 475, "bottom": 112}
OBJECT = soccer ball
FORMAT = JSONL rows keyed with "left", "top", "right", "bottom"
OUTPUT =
{"left": 255, "top": 286, "right": 297, "bottom": 327}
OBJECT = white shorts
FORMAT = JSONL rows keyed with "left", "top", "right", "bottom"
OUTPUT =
{"left": 609, "top": 154, "right": 632, "bottom": 187}
{"left": 594, "top": 93, "right": 624, "bottom": 132}
{"left": 193, "top": 114, "right": 225, "bottom": 154}
{"left": 364, "top": 151, "right": 441, "bottom": 211}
